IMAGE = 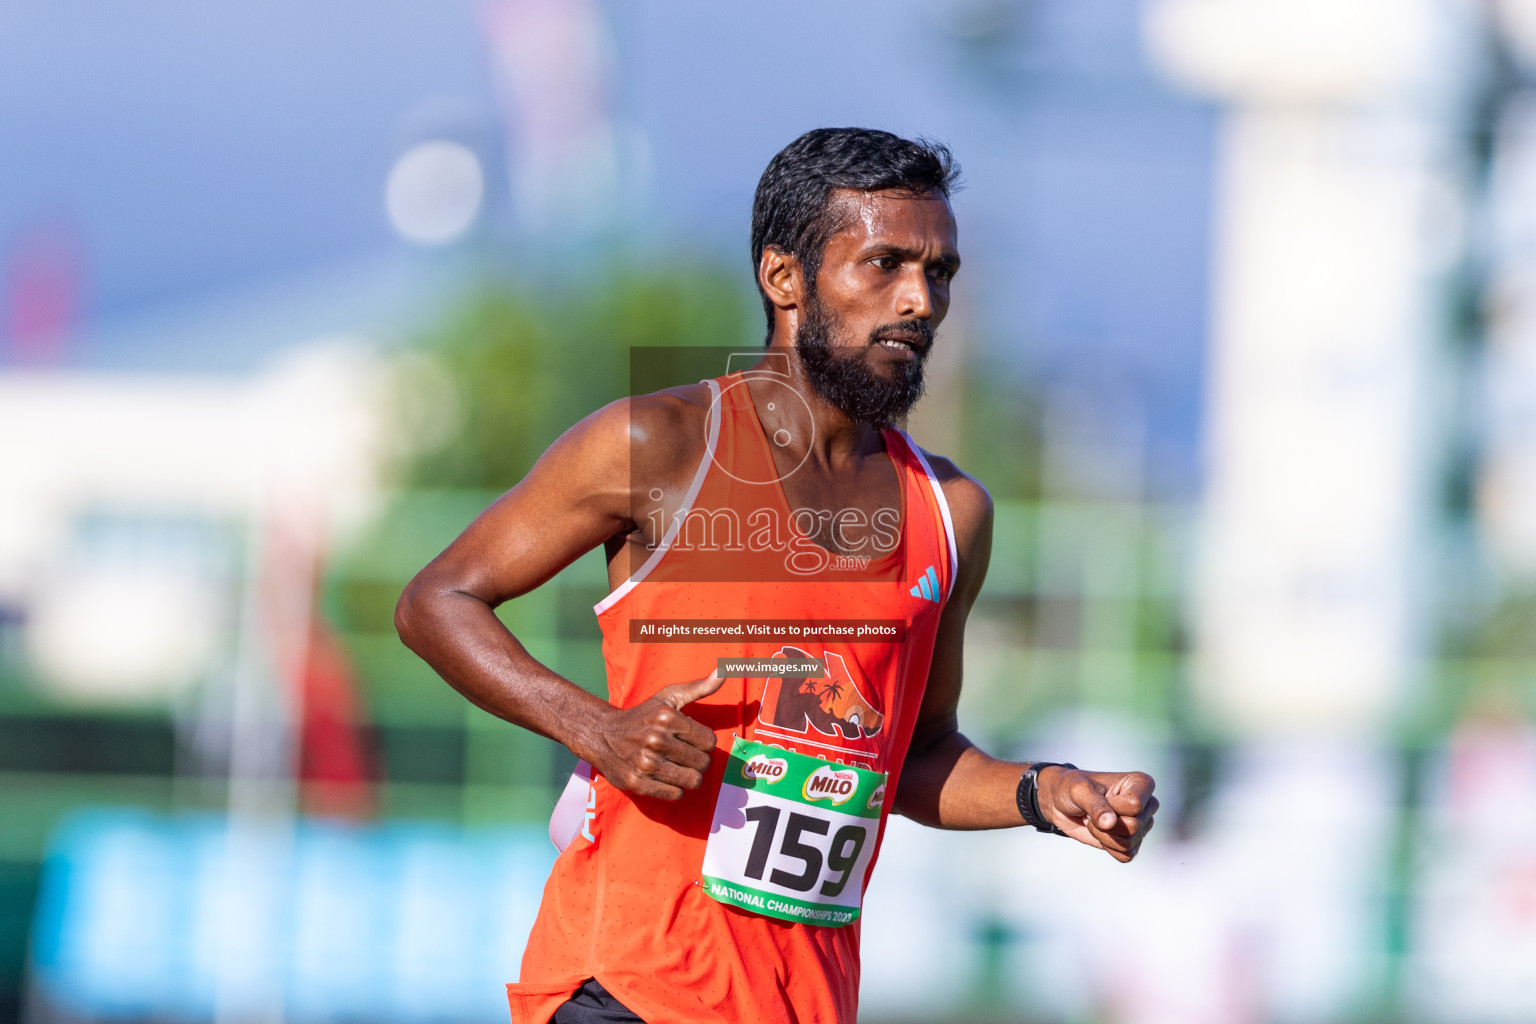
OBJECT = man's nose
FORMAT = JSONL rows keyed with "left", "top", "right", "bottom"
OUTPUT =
{"left": 896, "top": 269, "right": 935, "bottom": 320}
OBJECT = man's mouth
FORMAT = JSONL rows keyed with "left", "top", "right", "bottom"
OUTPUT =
{"left": 874, "top": 335, "right": 928, "bottom": 359}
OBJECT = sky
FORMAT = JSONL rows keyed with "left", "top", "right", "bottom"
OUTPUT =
{"left": 0, "top": 0, "right": 1216, "bottom": 489}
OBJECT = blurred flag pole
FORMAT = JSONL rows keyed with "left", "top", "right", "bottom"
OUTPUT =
{"left": 215, "top": 505, "right": 315, "bottom": 1024}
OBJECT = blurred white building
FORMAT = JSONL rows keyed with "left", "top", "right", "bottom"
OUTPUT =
{"left": 1140, "top": 1, "right": 1479, "bottom": 1021}
{"left": 0, "top": 343, "right": 389, "bottom": 706}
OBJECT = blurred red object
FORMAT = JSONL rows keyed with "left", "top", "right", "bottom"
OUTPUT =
{"left": 295, "top": 616, "right": 378, "bottom": 818}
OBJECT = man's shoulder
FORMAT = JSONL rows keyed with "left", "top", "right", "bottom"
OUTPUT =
{"left": 623, "top": 380, "right": 715, "bottom": 443}
{"left": 903, "top": 442, "right": 992, "bottom": 538}
{"left": 582, "top": 381, "right": 714, "bottom": 483}
{"left": 901, "top": 441, "right": 993, "bottom": 603}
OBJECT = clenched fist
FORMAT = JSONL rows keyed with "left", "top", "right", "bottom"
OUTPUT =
{"left": 1037, "top": 767, "right": 1158, "bottom": 863}
{"left": 580, "top": 671, "right": 724, "bottom": 800}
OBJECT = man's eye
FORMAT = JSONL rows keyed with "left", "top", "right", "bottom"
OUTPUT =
{"left": 873, "top": 256, "right": 899, "bottom": 270}
{"left": 931, "top": 266, "right": 954, "bottom": 283}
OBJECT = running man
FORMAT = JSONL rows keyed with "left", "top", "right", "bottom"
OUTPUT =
{"left": 396, "top": 128, "right": 1157, "bottom": 1024}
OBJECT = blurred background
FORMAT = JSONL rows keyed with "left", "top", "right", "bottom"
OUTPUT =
{"left": 3, "top": 1, "right": 1535, "bottom": 1022}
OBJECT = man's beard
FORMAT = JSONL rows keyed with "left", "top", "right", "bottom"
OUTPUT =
{"left": 794, "top": 292, "right": 931, "bottom": 428}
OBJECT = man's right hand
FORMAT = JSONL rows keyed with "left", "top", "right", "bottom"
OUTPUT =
{"left": 580, "top": 671, "right": 724, "bottom": 800}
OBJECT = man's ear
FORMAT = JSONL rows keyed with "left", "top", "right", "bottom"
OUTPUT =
{"left": 758, "top": 246, "right": 803, "bottom": 311}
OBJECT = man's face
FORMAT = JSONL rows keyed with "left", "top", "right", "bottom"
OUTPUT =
{"left": 794, "top": 189, "right": 960, "bottom": 426}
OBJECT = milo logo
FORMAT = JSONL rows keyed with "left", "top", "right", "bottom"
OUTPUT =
{"left": 803, "top": 765, "right": 859, "bottom": 805}
{"left": 742, "top": 754, "right": 788, "bottom": 782}
{"left": 867, "top": 782, "right": 887, "bottom": 812}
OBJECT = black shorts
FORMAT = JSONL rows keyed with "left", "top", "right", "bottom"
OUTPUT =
{"left": 551, "top": 979, "right": 645, "bottom": 1024}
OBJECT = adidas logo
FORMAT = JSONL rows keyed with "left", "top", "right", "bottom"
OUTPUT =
{"left": 909, "top": 565, "right": 941, "bottom": 603}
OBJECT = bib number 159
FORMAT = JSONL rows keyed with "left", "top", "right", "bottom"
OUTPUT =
{"left": 741, "top": 805, "right": 868, "bottom": 898}
{"left": 700, "top": 738, "right": 886, "bottom": 927}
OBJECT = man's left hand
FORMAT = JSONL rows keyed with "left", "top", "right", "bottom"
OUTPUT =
{"left": 1037, "top": 768, "right": 1158, "bottom": 863}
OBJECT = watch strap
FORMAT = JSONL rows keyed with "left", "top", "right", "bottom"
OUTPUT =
{"left": 1016, "top": 761, "right": 1076, "bottom": 835}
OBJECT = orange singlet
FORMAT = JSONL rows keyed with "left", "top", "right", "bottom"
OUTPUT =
{"left": 507, "top": 372, "right": 957, "bottom": 1024}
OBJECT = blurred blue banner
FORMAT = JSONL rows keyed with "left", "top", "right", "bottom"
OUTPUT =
{"left": 29, "top": 811, "right": 553, "bottom": 1023}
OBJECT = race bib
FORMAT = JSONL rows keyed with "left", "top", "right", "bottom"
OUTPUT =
{"left": 700, "top": 737, "right": 887, "bottom": 927}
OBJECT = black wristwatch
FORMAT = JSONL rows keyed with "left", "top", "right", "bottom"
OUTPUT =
{"left": 1016, "top": 761, "right": 1075, "bottom": 835}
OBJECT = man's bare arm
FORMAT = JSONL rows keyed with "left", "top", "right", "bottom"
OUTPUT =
{"left": 395, "top": 388, "right": 723, "bottom": 800}
{"left": 889, "top": 455, "right": 1158, "bottom": 862}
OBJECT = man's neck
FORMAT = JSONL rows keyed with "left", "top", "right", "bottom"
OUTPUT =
{"left": 749, "top": 342, "right": 885, "bottom": 469}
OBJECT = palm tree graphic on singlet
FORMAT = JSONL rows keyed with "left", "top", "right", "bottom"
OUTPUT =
{"left": 760, "top": 647, "right": 884, "bottom": 740}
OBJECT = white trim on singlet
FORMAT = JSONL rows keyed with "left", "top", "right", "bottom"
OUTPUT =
{"left": 592, "top": 379, "right": 722, "bottom": 615}
{"left": 896, "top": 429, "right": 959, "bottom": 601}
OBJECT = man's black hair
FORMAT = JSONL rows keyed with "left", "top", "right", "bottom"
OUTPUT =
{"left": 750, "top": 128, "right": 961, "bottom": 334}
